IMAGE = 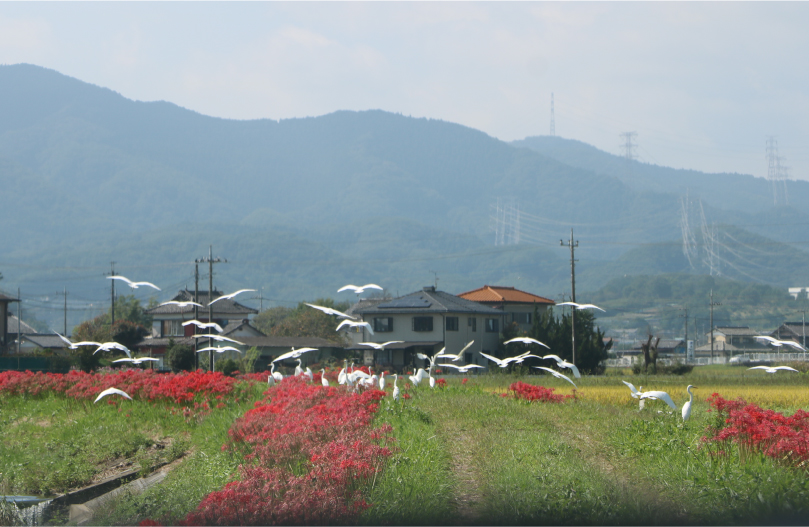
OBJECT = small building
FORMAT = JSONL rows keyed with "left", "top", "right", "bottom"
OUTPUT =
{"left": 709, "top": 326, "right": 761, "bottom": 348}
{"left": 631, "top": 338, "right": 685, "bottom": 357}
{"left": 770, "top": 321, "right": 808, "bottom": 348}
{"left": 349, "top": 286, "right": 505, "bottom": 371}
{"left": 457, "top": 285, "right": 554, "bottom": 333}
{"left": 0, "top": 292, "right": 19, "bottom": 353}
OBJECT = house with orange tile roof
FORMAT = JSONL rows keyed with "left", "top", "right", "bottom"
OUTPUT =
{"left": 458, "top": 285, "right": 555, "bottom": 333}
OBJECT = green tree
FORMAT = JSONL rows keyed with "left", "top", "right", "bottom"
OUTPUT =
{"left": 258, "top": 299, "right": 350, "bottom": 344}
{"left": 253, "top": 306, "right": 293, "bottom": 334}
{"left": 240, "top": 346, "right": 262, "bottom": 374}
{"left": 166, "top": 338, "right": 195, "bottom": 372}
{"left": 529, "top": 307, "right": 611, "bottom": 375}
{"left": 216, "top": 358, "right": 239, "bottom": 376}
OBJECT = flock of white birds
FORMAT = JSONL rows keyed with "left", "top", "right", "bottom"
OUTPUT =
{"left": 63, "top": 277, "right": 805, "bottom": 413}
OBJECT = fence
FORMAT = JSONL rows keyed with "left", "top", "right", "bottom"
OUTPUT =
{"left": 0, "top": 356, "right": 71, "bottom": 373}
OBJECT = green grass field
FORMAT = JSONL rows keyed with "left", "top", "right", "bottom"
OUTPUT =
{"left": 2, "top": 367, "right": 809, "bottom": 525}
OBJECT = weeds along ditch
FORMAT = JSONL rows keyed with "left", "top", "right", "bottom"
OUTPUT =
{"left": 2, "top": 366, "right": 809, "bottom": 525}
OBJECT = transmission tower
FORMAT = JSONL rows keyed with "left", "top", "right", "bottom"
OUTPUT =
{"left": 619, "top": 132, "right": 637, "bottom": 183}
{"left": 492, "top": 198, "right": 521, "bottom": 246}
{"left": 766, "top": 136, "right": 790, "bottom": 206}
{"left": 550, "top": 93, "right": 556, "bottom": 136}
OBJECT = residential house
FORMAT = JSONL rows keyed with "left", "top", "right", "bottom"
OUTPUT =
{"left": 5, "top": 315, "right": 70, "bottom": 355}
{"left": 771, "top": 321, "right": 808, "bottom": 349}
{"left": 138, "top": 289, "right": 257, "bottom": 368}
{"left": 630, "top": 338, "right": 686, "bottom": 358}
{"left": 348, "top": 286, "right": 505, "bottom": 371}
{"left": 218, "top": 319, "right": 343, "bottom": 371}
{"left": 457, "top": 285, "right": 554, "bottom": 333}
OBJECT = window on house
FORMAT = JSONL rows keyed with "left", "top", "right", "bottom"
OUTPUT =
{"left": 373, "top": 317, "right": 393, "bottom": 333}
{"left": 161, "top": 320, "right": 183, "bottom": 337}
{"left": 468, "top": 317, "right": 477, "bottom": 332}
{"left": 512, "top": 313, "right": 532, "bottom": 324}
{"left": 446, "top": 316, "right": 459, "bottom": 331}
{"left": 485, "top": 318, "right": 499, "bottom": 333}
{"left": 412, "top": 316, "right": 433, "bottom": 332}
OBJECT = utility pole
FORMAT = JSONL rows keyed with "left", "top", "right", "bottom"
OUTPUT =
{"left": 709, "top": 290, "right": 721, "bottom": 363}
{"left": 680, "top": 306, "right": 688, "bottom": 361}
{"left": 199, "top": 246, "right": 226, "bottom": 371}
{"left": 63, "top": 287, "right": 67, "bottom": 336}
{"left": 17, "top": 288, "right": 21, "bottom": 355}
{"left": 560, "top": 229, "right": 578, "bottom": 365}
{"left": 193, "top": 260, "right": 200, "bottom": 370}
{"left": 108, "top": 262, "right": 116, "bottom": 326}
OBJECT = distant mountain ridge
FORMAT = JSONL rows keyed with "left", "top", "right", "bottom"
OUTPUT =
{"left": 1, "top": 63, "right": 808, "bottom": 332}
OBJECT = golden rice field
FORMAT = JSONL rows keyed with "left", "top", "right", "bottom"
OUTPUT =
{"left": 574, "top": 384, "right": 809, "bottom": 408}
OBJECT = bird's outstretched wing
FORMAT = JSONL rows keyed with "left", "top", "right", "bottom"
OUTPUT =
{"left": 94, "top": 387, "right": 132, "bottom": 403}
{"left": 533, "top": 366, "right": 577, "bottom": 388}
{"left": 208, "top": 289, "right": 256, "bottom": 305}
{"left": 132, "top": 281, "right": 161, "bottom": 291}
{"left": 480, "top": 352, "right": 508, "bottom": 367}
{"left": 639, "top": 391, "right": 676, "bottom": 410}
{"left": 622, "top": 380, "right": 640, "bottom": 395}
{"left": 503, "top": 337, "right": 550, "bottom": 348}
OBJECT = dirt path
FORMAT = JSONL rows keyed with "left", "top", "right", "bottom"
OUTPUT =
{"left": 546, "top": 411, "right": 691, "bottom": 524}
{"left": 438, "top": 422, "right": 485, "bottom": 524}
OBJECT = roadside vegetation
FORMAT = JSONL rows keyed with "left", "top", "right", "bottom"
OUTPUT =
{"left": 1, "top": 366, "right": 809, "bottom": 525}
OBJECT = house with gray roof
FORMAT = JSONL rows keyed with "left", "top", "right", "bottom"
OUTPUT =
{"left": 349, "top": 286, "right": 505, "bottom": 371}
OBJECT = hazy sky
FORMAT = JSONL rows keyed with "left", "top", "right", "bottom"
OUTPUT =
{"left": 1, "top": 2, "right": 807, "bottom": 180}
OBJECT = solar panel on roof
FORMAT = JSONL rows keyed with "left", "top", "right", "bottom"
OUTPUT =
{"left": 378, "top": 295, "right": 432, "bottom": 309}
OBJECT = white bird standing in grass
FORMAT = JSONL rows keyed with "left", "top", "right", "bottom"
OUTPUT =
{"left": 182, "top": 320, "right": 224, "bottom": 333}
{"left": 208, "top": 289, "right": 257, "bottom": 306}
{"left": 392, "top": 374, "right": 400, "bottom": 401}
{"left": 503, "top": 337, "right": 550, "bottom": 349}
{"left": 435, "top": 340, "right": 475, "bottom": 362}
{"left": 320, "top": 369, "right": 330, "bottom": 387}
{"left": 295, "top": 359, "right": 304, "bottom": 377}
{"left": 338, "top": 360, "right": 348, "bottom": 385}
{"left": 305, "top": 303, "right": 357, "bottom": 319}
{"left": 682, "top": 385, "right": 697, "bottom": 421}
{"left": 304, "top": 366, "right": 313, "bottom": 382}
{"left": 108, "top": 276, "right": 161, "bottom": 291}
{"left": 270, "top": 363, "right": 283, "bottom": 383}
{"left": 748, "top": 365, "right": 800, "bottom": 374}
{"left": 338, "top": 284, "right": 383, "bottom": 294}
{"left": 429, "top": 375, "right": 436, "bottom": 388}
{"left": 94, "top": 387, "right": 132, "bottom": 404}
{"left": 533, "top": 366, "right": 577, "bottom": 388}
{"left": 379, "top": 371, "right": 386, "bottom": 391}
{"left": 336, "top": 319, "right": 374, "bottom": 335}
{"left": 556, "top": 302, "right": 605, "bottom": 312}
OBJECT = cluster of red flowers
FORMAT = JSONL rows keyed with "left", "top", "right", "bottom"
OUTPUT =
{"left": 435, "top": 378, "right": 447, "bottom": 388}
{"left": 0, "top": 369, "right": 241, "bottom": 406}
{"left": 501, "top": 381, "right": 572, "bottom": 403}
{"left": 703, "top": 393, "right": 809, "bottom": 467}
{"left": 176, "top": 376, "right": 393, "bottom": 525}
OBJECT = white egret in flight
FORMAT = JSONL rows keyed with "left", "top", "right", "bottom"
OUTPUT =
{"left": 639, "top": 390, "right": 677, "bottom": 410}
{"left": 182, "top": 320, "right": 224, "bottom": 333}
{"left": 94, "top": 387, "right": 132, "bottom": 403}
{"left": 305, "top": 303, "right": 356, "bottom": 319}
{"left": 360, "top": 341, "right": 404, "bottom": 350}
{"left": 748, "top": 365, "right": 800, "bottom": 374}
{"left": 208, "top": 289, "right": 256, "bottom": 306}
{"left": 338, "top": 284, "right": 383, "bottom": 294}
{"left": 541, "top": 354, "right": 581, "bottom": 378}
{"left": 108, "top": 276, "right": 161, "bottom": 291}
{"left": 533, "top": 366, "right": 577, "bottom": 388}
{"left": 160, "top": 300, "right": 203, "bottom": 308}
{"left": 113, "top": 357, "right": 160, "bottom": 365}
{"left": 336, "top": 319, "right": 374, "bottom": 335}
{"left": 93, "top": 342, "right": 131, "bottom": 357}
{"left": 556, "top": 302, "right": 605, "bottom": 312}
{"left": 435, "top": 340, "right": 475, "bottom": 362}
{"left": 754, "top": 336, "right": 806, "bottom": 351}
{"left": 438, "top": 363, "right": 484, "bottom": 373}
{"left": 272, "top": 347, "right": 318, "bottom": 363}
{"left": 193, "top": 334, "right": 244, "bottom": 345}
{"left": 503, "top": 337, "right": 550, "bottom": 348}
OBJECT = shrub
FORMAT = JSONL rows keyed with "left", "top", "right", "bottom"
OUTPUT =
{"left": 215, "top": 358, "right": 239, "bottom": 377}
{"left": 166, "top": 339, "right": 195, "bottom": 372}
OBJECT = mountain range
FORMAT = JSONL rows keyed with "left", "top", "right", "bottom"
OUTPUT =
{"left": 1, "top": 63, "right": 808, "bottom": 333}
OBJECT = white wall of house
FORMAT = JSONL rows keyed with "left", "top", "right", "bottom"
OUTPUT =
{"left": 355, "top": 312, "right": 503, "bottom": 365}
